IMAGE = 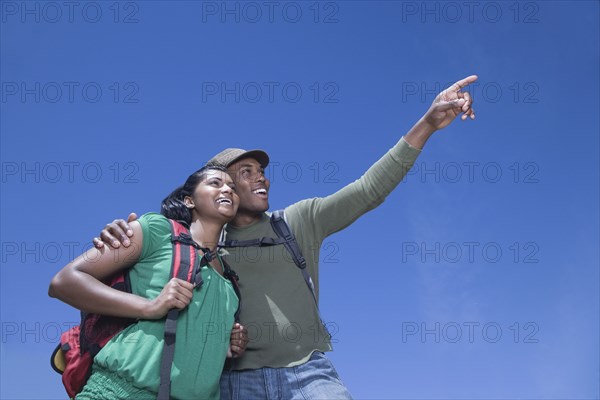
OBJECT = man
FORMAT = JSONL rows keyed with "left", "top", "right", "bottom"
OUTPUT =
{"left": 95, "top": 75, "right": 477, "bottom": 399}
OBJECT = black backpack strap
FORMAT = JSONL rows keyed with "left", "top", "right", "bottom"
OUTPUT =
{"left": 218, "top": 211, "right": 327, "bottom": 334}
{"left": 158, "top": 220, "right": 207, "bottom": 400}
{"left": 270, "top": 210, "right": 318, "bottom": 306}
{"left": 270, "top": 210, "right": 330, "bottom": 336}
{"left": 221, "top": 257, "right": 242, "bottom": 323}
{"left": 219, "top": 236, "right": 286, "bottom": 248}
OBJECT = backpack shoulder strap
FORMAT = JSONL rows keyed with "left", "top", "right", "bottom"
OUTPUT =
{"left": 219, "top": 237, "right": 286, "bottom": 248}
{"left": 221, "top": 257, "right": 242, "bottom": 323}
{"left": 157, "top": 219, "right": 203, "bottom": 400}
{"left": 270, "top": 211, "right": 331, "bottom": 336}
{"left": 270, "top": 210, "right": 306, "bottom": 269}
{"left": 269, "top": 210, "right": 318, "bottom": 306}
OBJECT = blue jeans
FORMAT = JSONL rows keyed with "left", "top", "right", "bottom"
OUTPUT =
{"left": 220, "top": 351, "right": 353, "bottom": 400}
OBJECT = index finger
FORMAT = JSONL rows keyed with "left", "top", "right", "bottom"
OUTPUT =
{"left": 172, "top": 278, "right": 195, "bottom": 291}
{"left": 93, "top": 237, "right": 105, "bottom": 249}
{"left": 447, "top": 75, "right": 478, "bottom": 92}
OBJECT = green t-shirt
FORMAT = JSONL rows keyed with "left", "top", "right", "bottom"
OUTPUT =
{"left": 92, "top": 213, "right": 238, "bottom": 399}
{"left": 222, "top": 137, "right": 421, "bottom": 369}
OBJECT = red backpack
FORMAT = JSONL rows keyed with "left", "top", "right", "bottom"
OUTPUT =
{"left": 51, "top": 219, "right": 240, "bottom": 399}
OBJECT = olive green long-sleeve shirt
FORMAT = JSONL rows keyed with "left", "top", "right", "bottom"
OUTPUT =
{"left": 222, "top": 137, "right": 421, "bottom": 369}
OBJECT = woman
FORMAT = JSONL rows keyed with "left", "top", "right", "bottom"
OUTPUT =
{"left": 49, "top": 164, "right": 243, "bottom": 399}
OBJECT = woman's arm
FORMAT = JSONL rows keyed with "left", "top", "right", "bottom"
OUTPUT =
{"left": 48, "top": 221, "right": 194, "bottom": 320}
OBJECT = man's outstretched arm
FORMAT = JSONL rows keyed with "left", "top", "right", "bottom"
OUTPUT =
{"left": 286, "top": 75, "right": 478, "bottom": 242}
{"left": 94, "top": 75, "right": 478, "bottom": 248}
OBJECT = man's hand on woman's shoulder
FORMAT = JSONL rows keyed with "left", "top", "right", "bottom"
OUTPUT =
{"left": 93, "top": 212, "right": 138, "bottom": 249}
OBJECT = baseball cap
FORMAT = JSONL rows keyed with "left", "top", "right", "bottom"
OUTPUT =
{"left": 208, "top": 148, "right": 270, "bottom": 168}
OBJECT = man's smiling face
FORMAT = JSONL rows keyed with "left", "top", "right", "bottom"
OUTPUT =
{"left": 227, "top": 157, "right": 270, "bottom": 217}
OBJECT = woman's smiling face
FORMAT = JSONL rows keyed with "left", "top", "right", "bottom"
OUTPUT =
{"left": 185, "top": 169, "right": 239, "bottom": 222}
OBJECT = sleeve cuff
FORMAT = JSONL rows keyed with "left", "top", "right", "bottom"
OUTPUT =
{"left": 400, "top": 136, "right": 423, "bottom": 152}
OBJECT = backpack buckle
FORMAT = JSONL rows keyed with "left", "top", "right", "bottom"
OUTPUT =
{"left": 193, "top": 266, "right": 204, "bottom": 289}
{"left": 200, "top": 248, "right": 215, "bottom": 262}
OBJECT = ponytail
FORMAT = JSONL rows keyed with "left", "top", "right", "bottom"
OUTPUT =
{"left": 160, "top": 185, "right": 192, "bottom": 226}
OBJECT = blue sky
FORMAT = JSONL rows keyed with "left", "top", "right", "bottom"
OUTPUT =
{"left": 1, "top": 1, "right": 598, "bottom": 399}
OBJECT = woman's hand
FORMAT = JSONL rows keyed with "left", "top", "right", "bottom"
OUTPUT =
{"left": 227, "top": 323, "right": 249, "bottom": 358}
{"left": 145, "top": 278, "right": 195, "bottom": 319}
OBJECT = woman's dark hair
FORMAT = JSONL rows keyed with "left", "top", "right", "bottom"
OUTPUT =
{"left": 161, "top": 163, "right": 228, "bottom": 226}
